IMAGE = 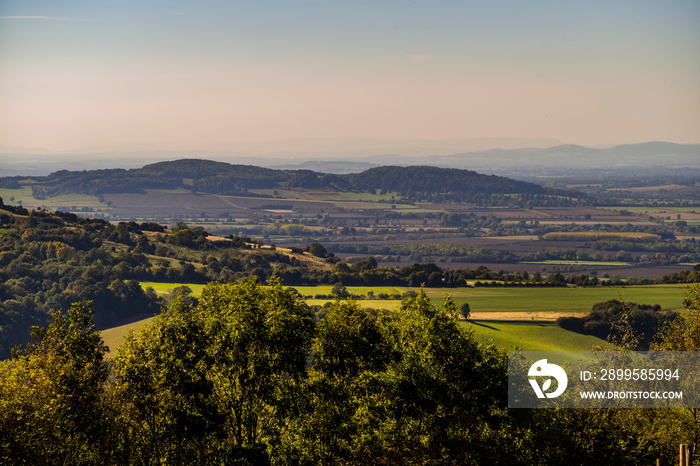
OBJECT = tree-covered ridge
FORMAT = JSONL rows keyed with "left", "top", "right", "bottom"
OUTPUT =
{"left": 347, "top": 165, "right": 547, "bottom": 195}
{"left": 0, "top": 200, "right": 331, "bottom": 359}
{"left": 5, "top": 158, "right": 584, "bottom": 204}
{"left": 30, "top": 160, "right": 297, "bottom": 197}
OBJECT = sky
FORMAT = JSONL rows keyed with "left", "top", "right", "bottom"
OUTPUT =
{"left": 1, "top": 0, "right": 699, "bottom": 153}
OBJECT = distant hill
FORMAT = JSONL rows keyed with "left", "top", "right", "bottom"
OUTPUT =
{"left": 26, "top": 160, "right": 301, "bottom": 198}
{"left": 347, "top": 166, "right": 546, "bottom": 195}
{"left": 427, "top": 142, "right": 700, "bottom": 172}
{"left": 5, "top": 160, "right": 563, "bottom": 202}
{"left": 1, "top": 141, "right": 695, "bottom": 178}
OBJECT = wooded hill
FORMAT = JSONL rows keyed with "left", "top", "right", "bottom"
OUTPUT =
{"left": 6, "top": 159, "right": 582, "bottom": 204}
{"left": 0, "top": 200, "right": 330, "bottom": 359}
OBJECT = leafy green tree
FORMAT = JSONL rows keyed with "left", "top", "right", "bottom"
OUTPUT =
{"left": 306, "top": 242, "right": 329, "bottom": 258}
{"left": 372, "top": 289, "right": 508, "bottom": 463}
{"left": 0, "top": 302, "right": 111, "bottom": 466}
{"left": 114, "top": 298, "right": 221, "bottom": 465}
{"left": 460, "top": 302, "right": 471, "bottom": 320}
{"left": 115, "top": 278, "right": 314, "bottom": 464}
{"left": 287, "top": 289, "right": 509, "bottom": 464}
{"left": 331, "top": 283, "right": 349, "bottom": 299}
{"left": 649, "top": 284, "right": 700, "bottom": 451}
{"left": 653, "top": 284, "right": 700, "bottom": 351}
{"left": 164, "top": 285, "right": 198, "bottom": 308}
{"left": 198, "top": 278, "right": 314, "bottom": 454}
{"left": 331, "top": 261, "right": 351, "bottom": 274}
{"left": 282, "top": 300, "right": 390, "bottom": 463}
{"left": 350, "top": 256, "right": 377, "bottom": 273}
{"left": 312, "top": 300, "right": 387, "bottom": 378}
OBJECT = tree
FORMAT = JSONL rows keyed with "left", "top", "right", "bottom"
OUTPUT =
{"left": 371, "top": 289, "right": 507, "bottom": 463}
{"left": 165, "top": 285, "right": 198, "bottom": 308}
{"left": 290, "top": 288, "right": 509, "bottom": 464}
{"left": 330, "top": 261, "right": 351, "bottom": 274}
{"left": 284, "top": 300, "right": 390, "bottom": 462}
{"left": 460, "top": 302, "right": 471, "bottom": 320}
{"left": 114, "top": 298, "right": 221, "bottom": 465}
{"left": 0, "top": 302, "right": 111, "bottom": 465}
{"left": 312, "top": 300, "right": 388, "bottom": 378}
{"left": 198, "top": 278, "right": 314, "bottom": 454}
{"left": 653, "top": 284, "right": 700, "bottom": 351}
{"left": 115, "top": 278, "right": 315, "bottom": 464}
{"left": 306, "top": 242, "right": 329, "bottom": 258}
{"left": 331, "top": 283, "right": 349, "bottom": 299}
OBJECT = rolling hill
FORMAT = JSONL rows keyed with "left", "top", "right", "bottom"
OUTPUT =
{"left": 3, "top": 159, "right": 568, "bottom": 201}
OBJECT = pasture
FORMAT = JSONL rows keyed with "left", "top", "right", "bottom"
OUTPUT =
{"left": 467, "top": 321, "right": 606, "bottom": 352}
{"left": 101, "top": 282, "right": 689, "bottom": 358}
{"left": 101, "top": 315, "right": 156, "bottom": 358}
{"left": 138, "top": 282, "right": 689, "bottom": 315}
{"left": 420, "top": 285, "right": 687, "bottom": 314}
{"left": 0, "top": 187, "right": 107, "bottom": 210}
{"left": 102, "top": 288, "right": 618, "bottom": 358}
{"left": 140, "top": 281, "right": 208, "bottom": 297}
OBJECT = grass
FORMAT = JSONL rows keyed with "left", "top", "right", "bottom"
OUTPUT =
{"left": 140, "top": 281, "right": 207, "bottom": 297}
{"left": 144, "top": 188, "right": 192, "bottom": 195}
{"left": 466, "top": 321, "right": 607, "bottom": 352}
{"left": 600, "top": 206, "right": 699, "bottom": 214}
{"left": 137, "top": 283, "right": 406, "bottom": 298}
{"left": 305, "top": 299, "right": 403, "bottom": 310}
{"left": 0, "top": 187, "right": 106, "bottom": 209}
{"left": 0, "top": 187, "right": 36, "bottom": 206}
{"left": 422, "top": 285, "right": 688, "bottom": 314}
{"left": 111, "top": 282, "right": 689, "bottom": 358}
{"left": 101, "top": 316, "right": 156, "bottom": 358}
{"left": 138, "top": 282, "right": 689, "bottom": 314}
{"left": 99, "top": 310, "right": 606, "bottom": 358}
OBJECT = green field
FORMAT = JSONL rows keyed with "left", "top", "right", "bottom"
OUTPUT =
{"left": 422, "top": 285, "right": 687, "bottom": 314}
{"left": 467, "top": 321, "right": 607, "bottom": 352}
{"left": 305, "top": 299, "right": 403, "bottom": 310}
{"left": 0, "top": 187, "right": 106, "bottom": 209}
{"left": 139, "top": 283, "right": 407, "bottom": 299}
{"left": 291, "top": 285, "right": 405, "bottom": 297}
{"left": 144, "top": 188, "right": 193, "bottom": 195}
{"left": 139, "top": 281, "right": 208, "bottom": 296}
{"left": 101, "top": 315, "right": 156, "bottom": 358}
{"left": 110, "top": 282, "right": 692, "bottom": 359}
{"left": 601, "top": 206, "right": 699, "bottom": 214}
{"left": 138, "top": 282, "right": 689, "bottom": 314}
{"left": 100, "top": 307, "right": 607, "bottom": 358}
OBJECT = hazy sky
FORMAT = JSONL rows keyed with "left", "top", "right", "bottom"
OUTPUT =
{"left": 1, "top": 0, "right": 699, "bottom": 152}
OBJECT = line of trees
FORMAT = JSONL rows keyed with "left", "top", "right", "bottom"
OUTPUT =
{"left": 557, "top": 300, "right": 678, "bottom": 350}
{"left": 2, "top": 281, "right": 700, "bottom": 464}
